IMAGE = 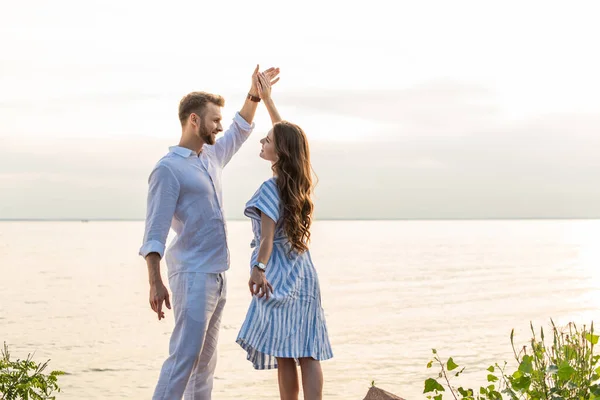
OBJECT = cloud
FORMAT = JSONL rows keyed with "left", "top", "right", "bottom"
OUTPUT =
{"left": 275, "top": 80, "right": 501, "bottom": 137}
{"left": 2, "top": 106, "right": 600, "bottom": 220}
{"left": 1, "top": 78, "right": 599, "bottom": 220}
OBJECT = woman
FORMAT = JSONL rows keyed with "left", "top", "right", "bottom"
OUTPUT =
{"left": 236, "top": 73, "right": 333, "bottom": 400}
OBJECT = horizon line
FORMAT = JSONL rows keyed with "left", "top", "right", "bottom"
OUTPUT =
{"left": 1, "top": 217, "right": 599, "bottom": 222}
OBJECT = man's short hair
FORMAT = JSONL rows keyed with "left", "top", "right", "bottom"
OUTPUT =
{"left": 178, "top": 92, "right": 225, "bottom": 126}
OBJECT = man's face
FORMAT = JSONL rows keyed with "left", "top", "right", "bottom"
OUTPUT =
{"left": 194, "top": 103, "right": 223, "bottom": 145}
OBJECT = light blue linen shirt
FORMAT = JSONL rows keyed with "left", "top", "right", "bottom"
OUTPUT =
{"left": 139, "top": 112, "right": 254, "bottom": 275}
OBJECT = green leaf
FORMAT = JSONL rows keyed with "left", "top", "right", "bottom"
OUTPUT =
{"left": 487, "top": 374, "right": 498, "bottom": 382}
{"left": 487, "top": 365, "right": 495, "bottom": 373}
{"left": 518, "top": 355, "right": 533, "bottom": 374}
{"left": 557, "top": 363, "right": 576, "bottom": 380}
{"left": 447, "top": 357, "right": 458, "bottom": 371}
{"left": 432, "top": 349, "right": 437, "bottom": 354}
{"left": 586, "top": 333, "right": 600, "bottom": 345}
{"left": 512, "top": 375, "right": 532, "bottom": 390}
{"left": 433, "top": 395, "right": 442, "bottom": 400}
{"left": 423, "top": 378, "right": 445, "bottom": 393}
{"left": 426, "top": 361, "right": 433, "bottom": 368}
{"left": 547, "top": 365, "right": 559, "bottom": 376}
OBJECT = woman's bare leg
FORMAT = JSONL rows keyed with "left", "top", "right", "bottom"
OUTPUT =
{"left": 276, "top": 357, "right": 299, "bottom": 400}
{"left": 299, "top": 358, "right": 323, "bottom": 400}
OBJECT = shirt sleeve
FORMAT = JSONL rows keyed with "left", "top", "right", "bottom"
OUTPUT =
{"left": 244, "top": 180, "right": 281, "bottom": 223}
{"left": 213, "top": 112, "right": 254, "bottom": 168}
{"left": 139, "top": 164, "right": 180, "bottom": 259}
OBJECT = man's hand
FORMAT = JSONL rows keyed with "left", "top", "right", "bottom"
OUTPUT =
{"left": 250, "top": 65, "right": 280, "bottom": 98}
{"left": 248, "top": 267, "right": 274, "bottom": 300}
{"left": 149, "top": 282, "right": 171, "bottom": 320}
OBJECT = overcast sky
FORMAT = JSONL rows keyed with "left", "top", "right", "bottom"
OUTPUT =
{"left": 1, "top": 0, "right": 599, "bottom": 219}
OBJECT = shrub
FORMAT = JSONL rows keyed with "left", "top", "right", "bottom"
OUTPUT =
{"left": 0, "top": 342, "right": 64, "bottom": 400}
{"left": 424, "top": 320, "right": 600, "bottom": 399}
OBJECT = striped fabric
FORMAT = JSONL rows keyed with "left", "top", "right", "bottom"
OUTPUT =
{"left": 236, "top": 178, "right": 333, "bottom": 370}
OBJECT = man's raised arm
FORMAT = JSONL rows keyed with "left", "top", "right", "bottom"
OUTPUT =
{"left": 213, "top": 65, "right": 280, "bottom": 167}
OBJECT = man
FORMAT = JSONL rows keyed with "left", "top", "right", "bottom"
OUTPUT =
{"left": 139, "top": 65, "right": 280, "bottom": 400}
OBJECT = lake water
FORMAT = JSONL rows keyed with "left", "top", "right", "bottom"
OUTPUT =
{"left": 1, "top": 220, "right": 599, "bottom": 399}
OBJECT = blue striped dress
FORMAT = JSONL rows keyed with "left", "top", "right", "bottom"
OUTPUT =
{"left": 236, "top": 177, "right": 333, "bottom": 370}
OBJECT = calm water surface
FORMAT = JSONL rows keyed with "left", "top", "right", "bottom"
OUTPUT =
{"left": 1, "top": 220, "right": 599, "bottom": 399}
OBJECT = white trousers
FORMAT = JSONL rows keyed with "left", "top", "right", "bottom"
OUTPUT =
{"left": 153, "top": 272, "right": 227, "bottom": 400}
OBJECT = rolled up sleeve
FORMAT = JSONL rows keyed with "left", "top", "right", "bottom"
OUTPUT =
{"left": 139, "top": 164, "right": 180, "bottom": 259}
{"left": 213, "top": 112, "right": 255, "bottom": 167}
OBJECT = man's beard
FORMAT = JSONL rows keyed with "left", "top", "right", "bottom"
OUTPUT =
{"left": 199, "top": 124, "right": 215, "bottom": 145}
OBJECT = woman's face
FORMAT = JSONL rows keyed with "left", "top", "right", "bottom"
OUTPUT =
{"left": 259, "top": 129, "right": 278, "bottom": 162}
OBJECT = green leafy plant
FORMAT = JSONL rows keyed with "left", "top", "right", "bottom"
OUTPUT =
{"left": 424, "top": 348, "right": 504, "bottom": 400}
{"left": 424, "top": 320, "right": 600, "bottom": 399}
{"left": 0, "top": 342, "right": 64, "bottom": 400}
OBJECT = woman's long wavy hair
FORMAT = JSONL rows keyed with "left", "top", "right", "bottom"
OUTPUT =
{"left": 272, "top": 121, "right": 315, "bottom": 255}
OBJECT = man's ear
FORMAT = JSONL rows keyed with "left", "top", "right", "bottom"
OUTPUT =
{"left": 189, "top": 113, "right": 198, "bottom": 127}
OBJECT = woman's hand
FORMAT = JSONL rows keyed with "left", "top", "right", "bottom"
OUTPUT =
{"left": 257, "top": 69, "right": 280, "bottom": 100}
{"left": 248, "top": 267, "right": 274, "bottom": 300}
{"left": 250, "top": 65, "right": 280, "bottom": 99}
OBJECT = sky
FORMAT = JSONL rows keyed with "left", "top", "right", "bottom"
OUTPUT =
{"left": 1, "top": 0, "right": 600, "bottom": 220}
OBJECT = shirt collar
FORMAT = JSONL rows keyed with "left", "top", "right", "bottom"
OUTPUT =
{"left": 169, "top": 146, "right": 199, "bottom": 158}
